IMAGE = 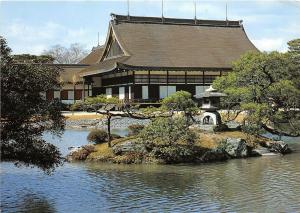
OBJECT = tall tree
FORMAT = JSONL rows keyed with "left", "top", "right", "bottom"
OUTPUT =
{"left": 287, "top": 38, "right": 300, "bottom": 55}
{"left": 0, "top": 37, "right": 65, "bottom": 173}
{"left": 43, "top": 43, "right": 88, "bottom": 64}
{"left": 287, "top": 38, "right": 300, "bottom": 89}
{"left": 160, "top": 90, "right": 198, "bottom": 125}
{"left": 213, "top": 48, "right": 300, "bottom": 137}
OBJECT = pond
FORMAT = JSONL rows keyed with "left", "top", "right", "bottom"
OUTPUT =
{"left": 1, "top": 129, "right": 300, "bottom": 212}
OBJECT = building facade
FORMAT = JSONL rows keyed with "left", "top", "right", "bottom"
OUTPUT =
{"left": 79, "top": 14, "right": 258, "bottom": 103}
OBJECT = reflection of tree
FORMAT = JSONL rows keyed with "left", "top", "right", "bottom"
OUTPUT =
{"left": 17, "top": 194, "right": 56, "bottom": 213}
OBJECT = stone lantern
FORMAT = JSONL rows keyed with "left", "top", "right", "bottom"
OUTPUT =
{"left": 194, "top": 86, "right": 226, "bottom": 126}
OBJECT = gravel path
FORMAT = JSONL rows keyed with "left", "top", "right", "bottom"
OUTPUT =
{"left": 66, "top": 117, "right": 150, "bottom": 129}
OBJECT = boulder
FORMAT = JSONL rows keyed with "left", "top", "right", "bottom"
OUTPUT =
{"left": 213, "top": 123, "right": 229, "bottom": 132}
{"left": 251, "top": 146, "right": 271, "bottom": 156}
{"left": 226, "top": 121, "right": 242, "bottom": 131}
{"left": 268, "top": 140, "right": 292, "bottom": 154}
{"left": 67, "top": 144, "right": 96, "bottom": 161}
{"left": 200, "top": 148, "right": 229, "bottom": 162}
{"left": 112, "top": 139, "right": 147, "bottom": 155}
{"left": 82, "top": 144, "right": 96, "bottom": 153}
{"left": 223, "top": 138, "right": 250, "bottom": 158}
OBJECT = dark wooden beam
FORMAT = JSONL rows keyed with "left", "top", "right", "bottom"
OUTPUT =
{"left": 167, "top": 70, "right": 169, "bottom": 85}
{"left": 133, "top": 71, "right": 135, "bottom": 85}
{"left": 82, "top": 79, "right": 85, "bottom": 100}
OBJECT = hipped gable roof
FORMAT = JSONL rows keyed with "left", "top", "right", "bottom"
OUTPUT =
{"left": 81, "top": 14, "right": 258, "bottom": 77}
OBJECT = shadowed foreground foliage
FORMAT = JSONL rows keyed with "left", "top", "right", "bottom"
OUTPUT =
{"left": 0, "top": 37, "right": 65, "bottom": 173}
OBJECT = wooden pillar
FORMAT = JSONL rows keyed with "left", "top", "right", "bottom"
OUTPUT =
{"left": 220, "top": 70, "right": 222, "bottom": 77}
{"left": 73, "top": 84, "right": 76, "bottom": 104}
{"left": 185, "top": 71, "right": 187, "bottom": 84}
{"left": 132, "top": 70, "right": 135, "bottom": 100}
{"left": 167, "top": 70, "right": 169, "bottom": 85}
{"left": 148, "top": 70, "right": 151, "bottom": 84}
{"left": 133, "top": 71, "right": 135, "bottom": 85}
{"left": 83, "top": 79, "right": 85, "bottom": 100}
{"left": 202, "top": 70, "right": 205, "bottom": 86}
{"left": 166, "top": 70, "right": 169, "bottom": 96}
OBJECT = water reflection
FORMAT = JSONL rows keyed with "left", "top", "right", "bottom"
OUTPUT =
{"left": 0, "top": 192, "right": 55, "bottom": 213}
{"left": 82, "top": 154, "right": 300, "bottom": 212}
{"left": 17, "top": 194, "right": 55, "bottom": 213}
{"left": 1, "top": 130, "right": 300, "bottom": 212}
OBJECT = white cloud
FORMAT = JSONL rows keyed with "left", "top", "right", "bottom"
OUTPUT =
{"left": 160, "top": 1, "right": 226, "bottom": 19}
{"left": 6, "top": 20, "right": 64, "bottom": 41}
{"left": 2, "top": 19, "right": 96, "bottom": 54}
{"left": 21, "top": 44, "right": 48, "bottom": 55}
{"left": 252, "top": 38, "right": 286, "bottom": 52}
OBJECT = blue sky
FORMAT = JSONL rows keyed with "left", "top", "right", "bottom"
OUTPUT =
{"left": 1, "top": 0, "right": 299, "bottom": 55}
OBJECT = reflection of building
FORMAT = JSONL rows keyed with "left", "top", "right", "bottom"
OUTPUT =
{"left": 79, "top": 14, "right": 258, "bottom": 102}
{"left": 46, "top": 45, "right": 104, "bottom": 104}
{"left": 194, "top": 86, "right": 226, "bottom": 125}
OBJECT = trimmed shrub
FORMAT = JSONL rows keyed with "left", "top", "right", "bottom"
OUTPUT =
{"left": 87, "top": 129, "right": 107, "bottom": 144}
{"left": 140, "top": 117, "right": 196, "bottom": 147}
{"left": 128, "top": 124, "right": 144, "bottom": 136}
{"left": 111, "top": 133, "right": 122, "bottom": 140}
{"left": 70, "top": 101, "right": 85, "bottom": 111}
{"left": 139, "top": 117, "right": 197, "bottom": 163}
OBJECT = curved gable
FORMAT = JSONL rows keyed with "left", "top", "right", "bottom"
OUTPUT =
{"left": 111, "top": 16, "right": 258, "bottom": 68}
{"left": 100, "top": 23, "right": 129, "bottom": 62}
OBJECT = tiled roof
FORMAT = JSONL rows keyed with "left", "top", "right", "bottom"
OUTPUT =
{"left": 81, "top": 14, "right": 258, "bottom": 76}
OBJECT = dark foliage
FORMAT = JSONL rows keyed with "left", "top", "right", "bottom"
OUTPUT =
{"left": 87, "top": 129, "right": 108, "bottom": 144}
{"left": 86, "top": 130, "right": 120, "bottom": 144}
{"left": 214, "top": 42, "right": 300, "bottom": 137}
{"left": 128, "top": 124, "right": 144, "bottom": 136}
{"left": 13, "top": 54, "right": 55, "bottom": 64}
{"left": 139, "top": 117, "right": 197, "bottom": 163}
{"left": 0, "top": 37, "right": 65, "bottom": 173}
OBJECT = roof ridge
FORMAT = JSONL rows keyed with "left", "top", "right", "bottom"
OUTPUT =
{"left": 110, "top": 13, "right": 242, "bottom": 27}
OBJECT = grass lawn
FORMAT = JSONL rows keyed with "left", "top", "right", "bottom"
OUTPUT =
{"left": 195, "top": 130, "right": 266, "bottom": 149}
{"left": 64, "top": 114, "right": 104, "bottom": 121}
{"left": 87, "top": 136, "right": 137, "bottom": 161}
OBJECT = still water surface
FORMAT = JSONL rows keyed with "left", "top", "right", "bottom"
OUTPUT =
{"left": 1, "top": 129, "right": 300, "bottom": 212}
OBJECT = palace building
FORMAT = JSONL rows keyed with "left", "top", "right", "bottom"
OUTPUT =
{"left": 45, "top": 45, "right": 104, "bottom": 104}
{"left": 49, "top": 13, "right": 257, "bottom": 104}
{"left": 79, "top": 14, "right": 258, "bottom": 103}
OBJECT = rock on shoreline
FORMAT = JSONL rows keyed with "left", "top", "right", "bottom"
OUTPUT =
{"left": 66, "top": 136, "right": 292, "bottom": 164}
